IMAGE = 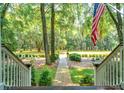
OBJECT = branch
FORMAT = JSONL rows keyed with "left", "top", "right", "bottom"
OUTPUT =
{"left": 116, "top": 3, "right": 122, "bottom": 29}
{"left": 116, "top": 3, "right": 123, "bottom": 44}
{"left": 106, "top": 4, "right": 118, "bottom": 25}
{"left": 45, "top": 5, "right": 50, "bottom": 14}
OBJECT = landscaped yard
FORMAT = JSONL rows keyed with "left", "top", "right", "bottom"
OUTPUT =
{"left": 1, "top": 3, "right": 121, "bottom": 89}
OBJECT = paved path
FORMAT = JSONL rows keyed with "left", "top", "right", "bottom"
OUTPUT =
{"left": 53, "top": 54, "right": 74, "bottom": 86}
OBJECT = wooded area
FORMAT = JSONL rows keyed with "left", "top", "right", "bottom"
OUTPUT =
{"left": 0, "top": 3, "right": 123, "bottom": 64}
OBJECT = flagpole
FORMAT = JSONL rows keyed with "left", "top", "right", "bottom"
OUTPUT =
{"left": 106, "top": 4, "right": 124, "bottom": 46}
{"left": 105, "top": 3, "right": 124, "bottom": 15}
{"left": 0, "top": 6, "right": 2, "bottom": 89}
{"left": 122, "top": 8, "right": 124, "bottom": 46}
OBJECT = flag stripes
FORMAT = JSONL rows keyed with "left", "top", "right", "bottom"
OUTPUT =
{"left": 91, "top": 3, "right": 105, "bottom": 46}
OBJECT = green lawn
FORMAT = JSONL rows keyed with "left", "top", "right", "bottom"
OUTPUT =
{"left": 70, "top": 68, "right": 94, "bottom": 84}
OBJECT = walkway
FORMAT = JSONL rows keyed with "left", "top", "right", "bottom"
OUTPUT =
{"left": 53, "top": 54, "right": 74, "bottom": 86}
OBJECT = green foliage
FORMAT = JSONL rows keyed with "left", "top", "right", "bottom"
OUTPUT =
{"left": 54, "top": 54, "right": 59, "bottom": 60}
{"left": 81, "top": 69, "right": 94, "bottom": 76}
{"left": 2, "top": 3, "right": 119, "bottom": 52}
{"left": 82, "top": 53, "right": 108, "bottom": 60}
{"left": 70, "top": 68, "right": 94, "bottom": 84}
{"left": 16, "top": 53, "right": 45, "bottom": 58}
{"left": 69, "top": 53, "right": 81, "bottom": 62}
{"left": 39, "top": 67, "right": 53, "bottom": 86}
{"left": 34, "top": 66, "right": 56, "bottom": 85}
{"left": 82, "top": 54, "right": 88, "bottom": 57}
{"left": 80, "top": 75, "right": 93, "bottom": 85}
{"left": 95, "top": 57, "right": 100, "bottom": 60}
{"left": 38, "top": 54, "right": 45, "bottom": 57}
{"left": 31, "top": 66, "right": 36, "bottom": 86}
{"left": 50, "top": 54, "right": 59, "bottom": 62}
{"left": 25, "top": 54, "right": 28, "bottom": 57}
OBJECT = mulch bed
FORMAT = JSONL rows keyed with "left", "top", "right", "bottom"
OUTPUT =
{"left": 67, "top": 58, "right": 94, "bottom": 69}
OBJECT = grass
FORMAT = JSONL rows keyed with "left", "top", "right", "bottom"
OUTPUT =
{"left": 70, "top": 68, "right": 94, "bottom": 84}
{"left": 34, "top": 65, "right": 56, "bottom": 85}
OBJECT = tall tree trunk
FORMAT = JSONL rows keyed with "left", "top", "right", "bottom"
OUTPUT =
{"left": 51, "top": 3, "right": 55, "bottom": 62}
{"left": 40, "top": 4, "right": 50, "bottom": 65}
{"left": 1, "top": 3, "right": 9, "bottom": 43}
{"left": 0, "top": 3, "right": 9, "bottom": 82}
{"left": 1, "top": 3, "right": 9, "bottom": 32}
{"left": 106, "top": 3, "right": 123, "bottom": 44}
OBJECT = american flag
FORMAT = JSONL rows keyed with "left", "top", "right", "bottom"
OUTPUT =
{"left": 91, "top": 3, "right": 105, "bottom": 46}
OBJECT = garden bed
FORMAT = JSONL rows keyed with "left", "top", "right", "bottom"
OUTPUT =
{"left": 32, "top": 64, "right": 57, "bottom": 86}
{"left": 31, "top": 57, "right": 58, "bottom": 86}
{"left": 69, "top": 68, "right": 94, "bottom": 86}
{"left": 67, "top": 58, "right": 94, "bottom": 69}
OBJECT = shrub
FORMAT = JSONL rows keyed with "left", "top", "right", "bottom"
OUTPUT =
{"left": 80, "top": 75, "right": 93, "bottom": 85}
{"left": 89, "top": 54, "right": 92, "bottom": 58}
{"left": 54, "top": 54, "right": 59, "bottom": 60}
{"left": 82, "top": 54, "right": 87, "bottom": 58}
{"left": 25, "top": 54, "right": 28, "bottom": 57}
{"left": 31, "top": 67, "right": 36, "bottom": 86}
{"left": 40, "top": 54, "right": 44, "bottom": 57}
{"left": 82, "top": 54, "right": 84, "bottom": 57}
{"left": 95, "top": 57, "right": 100, "bottom": 60}
{"left": 39, "top": 68, "right": 52, "bottom": 86}
{"left": 69, "top": 53, "right": 81, "bottom": 62}
{"left": 33, "top": 55, "right": 35, "bottom": 57}
{"left": 50, "top": 54, "right": 59, "bottom": 62}
{"left": 29, "top": 55, "right": 31, "bottom": 57}
{"left": 18, "top": 54, "right": 22, "bottom": 58}
{"left": 92, "top": 54, "right": 95, "bottom": 57}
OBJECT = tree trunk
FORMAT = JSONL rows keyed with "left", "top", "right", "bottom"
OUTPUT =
{"left": 1, "top": 3, "right": 9, "bottom": 32}
{"left": 0, "top": 3, "right": 9, "bottom": 45}
{"left": 0, "top": 4, "right": 9, "bottom": 80}
{"left": 40, "top": 4, "right": 50, "bottom": 65}
{"left": 51, "top": 3, "right": 55, "bottom": 62}
{"left": 35, "top": 41, "right": 41, "bottom": 52}
{"left": 106, "top": 3, "right": 123, "bottom": 44}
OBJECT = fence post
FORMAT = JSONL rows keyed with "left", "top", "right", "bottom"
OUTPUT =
{"left": 0, "top": 10, "right": 4, "bottom": 90}
{"left": 29, "top": 65, "right": 31, "bottom": 86}
{"left": 26, "top": 63, "right": 31, "bottom": 86}
{"left": 120, "top": 7, "right": 124, "bottom": 89}
{"left": 120, "top": 46, "right": 124, "bottom": 89}
{"left": 92, "top": 62, "right": 100, "bottom": 86}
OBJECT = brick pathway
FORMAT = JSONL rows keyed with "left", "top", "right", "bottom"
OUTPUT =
{"left": 53, "top": 54, "right": 76, "bottom": 86}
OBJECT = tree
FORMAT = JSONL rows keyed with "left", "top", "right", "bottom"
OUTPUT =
{"left": 0, "top": 3, "right": 9, "bottom": 83}
{"left": 1, "top": 3, "right": 119, "bottom": 52}
{"left": 106, "top": 3, "right": 123, "bottom": 44}
{"left": 50, "top": 3, "right": 55, "bottom": 62}
{"left": 0, "top": 3, "right": 9, "bottom": 32}
{"left": 40, "top": 4, "right": 50, "bottom": 65}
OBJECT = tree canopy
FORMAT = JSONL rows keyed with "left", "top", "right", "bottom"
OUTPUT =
{"left": 1, "top": 3, "right": 122, "bottom": 52}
